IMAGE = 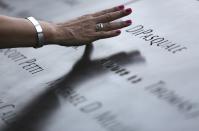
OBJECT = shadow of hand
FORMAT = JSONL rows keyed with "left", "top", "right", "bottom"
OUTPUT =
{"left": 3, "top": 44, "right": 145, "bottom": 131}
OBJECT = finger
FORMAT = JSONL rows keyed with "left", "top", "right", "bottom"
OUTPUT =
{"left": 96, "top": 30, "right": 121, "bottom": 40}
{"left": 92, "top": 5, "right": 124, "bottom": 17}
{"left": 95, "top": 8, "right": 132, "bottom": 23}
{"left": 102, "top": 20, "right": 132, "bottom": 31}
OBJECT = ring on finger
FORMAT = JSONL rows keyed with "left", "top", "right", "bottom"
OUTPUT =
{"left": 95, "top": 23, "right": 104, "bottom": 32}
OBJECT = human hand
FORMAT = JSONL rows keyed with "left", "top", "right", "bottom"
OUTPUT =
{"left": 46, "top": 5, "right": 132, "bottom": 46}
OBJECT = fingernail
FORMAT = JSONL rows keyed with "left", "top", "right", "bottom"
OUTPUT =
{"left": 125, "top": 20, "right": 132, "bottom": 25}
{"left": 116, "top": 30, "right": 121, "bottom": 34}
{"left": 117, "top": 5, "right": 124, "bottom": 10}
{"left": 125, "top": 8, "right": 132, "bottom": 13}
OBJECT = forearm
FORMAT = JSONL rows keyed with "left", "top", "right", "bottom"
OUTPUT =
{"left": 0, "top": 15, "right": 56, "bottom": 48}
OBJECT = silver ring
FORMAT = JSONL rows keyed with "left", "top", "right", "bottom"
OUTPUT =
{"left": 95, "top": 23, "right": 104, "bottom": 31}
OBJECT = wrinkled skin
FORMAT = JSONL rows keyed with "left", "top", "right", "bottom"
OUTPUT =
{"left": 53, "top": 5, "right": 133, "bottom": 46}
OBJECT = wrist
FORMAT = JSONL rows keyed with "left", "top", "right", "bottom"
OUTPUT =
{"left": 40, "top": 21, "right": 58, "bottom": 45}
